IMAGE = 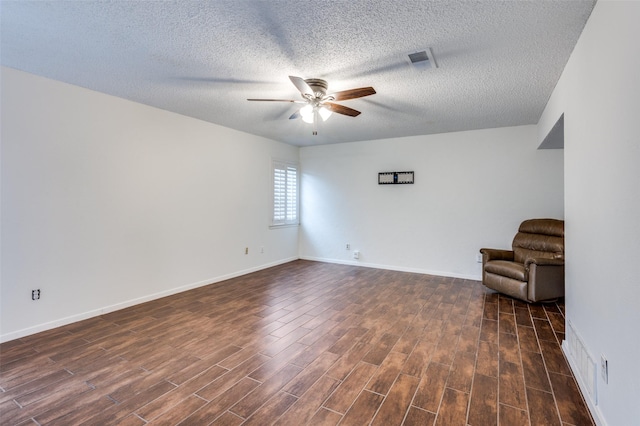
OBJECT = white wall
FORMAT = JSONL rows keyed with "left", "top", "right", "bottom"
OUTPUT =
{"left": 299, "top": 125, "right": 564, "bottom": 279}
{"left": 0, "top": 67, "right": 299, "bottom": 342}
{"left": 538, "top": 1, "right": 640, "bottom": 425}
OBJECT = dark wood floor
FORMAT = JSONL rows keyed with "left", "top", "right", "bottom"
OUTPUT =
{"left": 0, "top": 260, "right": 593, "bottom": 425}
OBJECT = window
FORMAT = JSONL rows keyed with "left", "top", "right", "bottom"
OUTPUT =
{"left": 271, "top": 160, "right": 299, "bottom": 227}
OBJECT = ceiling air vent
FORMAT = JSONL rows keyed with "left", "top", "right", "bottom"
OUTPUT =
{"left": 408, "top": 48, "right": 437, "bottom": 69}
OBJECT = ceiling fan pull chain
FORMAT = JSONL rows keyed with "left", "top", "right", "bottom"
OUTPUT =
{"left": 313, "top": 110, "right": 318, "bottom": 135}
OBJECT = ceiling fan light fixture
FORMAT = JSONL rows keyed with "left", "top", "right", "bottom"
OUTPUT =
{"left": 319, "top": 106, "right": 332, "bottom": 121}
{"left": 300, "top": 104, "right": 314, "bottom": 123}
{"left": 300, "top": 105, "right": 314, "bottom": 124}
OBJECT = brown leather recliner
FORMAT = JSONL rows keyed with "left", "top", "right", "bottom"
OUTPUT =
{"left": 480, "top": 219, "right": 564, "bottom": 303}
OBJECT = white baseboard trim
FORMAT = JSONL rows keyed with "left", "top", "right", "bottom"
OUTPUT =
{"left": 0, "top": 257, "right": 298, "bottom": 343}
{"left": 562, "top": 340, "right": 608, "bottom": 426}
{"left": 2, "top": 256, "right": 478, "bottom": 343}
{"left": 299, "top": 256, "right": 482, "bottom": 281}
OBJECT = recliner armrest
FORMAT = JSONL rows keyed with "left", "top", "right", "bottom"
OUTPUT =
{"left": 480, "top": 248, "right": 514, "bottom": 262}
{"left": 524, "top": 257, "right": 565, "bottom": 268}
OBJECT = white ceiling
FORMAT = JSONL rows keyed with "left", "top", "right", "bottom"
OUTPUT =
{"left": 0, "top": 1, "right": 596, "bottom": 147}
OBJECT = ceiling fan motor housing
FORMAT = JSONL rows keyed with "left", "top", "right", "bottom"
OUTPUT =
{"left": 304, "top": 78, "right": 329, "bottom": 98}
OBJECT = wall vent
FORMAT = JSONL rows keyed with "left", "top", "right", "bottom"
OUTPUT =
{"left": 564, "top": 319, "right": 597, "bottom": 402}
{"left": 378, "top": 171, "right": 414, "bottom": 185}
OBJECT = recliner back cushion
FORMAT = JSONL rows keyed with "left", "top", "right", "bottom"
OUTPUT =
{"left": 512, "top": 219, "right": 564, "bottom": 264}
{"left": 518, "top": 218, "right": 564, "bottom": 238}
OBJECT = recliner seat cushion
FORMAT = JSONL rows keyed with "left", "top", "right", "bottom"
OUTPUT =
{"left": 484, "top": 260, "right": 526, "bottom": 282}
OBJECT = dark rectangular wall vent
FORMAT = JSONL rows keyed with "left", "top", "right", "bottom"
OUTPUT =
{"left": 378, "top": 171, "right": 414, "bottom": 185}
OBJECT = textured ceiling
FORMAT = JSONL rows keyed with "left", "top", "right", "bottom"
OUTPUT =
{"left": 0, "top": 1, "right": 596, "bottom": 147}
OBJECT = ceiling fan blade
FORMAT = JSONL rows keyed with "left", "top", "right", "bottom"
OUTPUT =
{"left": 247, "top": 98, "right": 300, "bottom": 102}
{"left": 330, "top": 87, "right": 376, "bottom": 101}
{"left": 289, "top": 76, "right": 314, "bottom": 97}
{"left": 289, "top": 109, "right": 301, "bottom": 120}
{"left": 324, "top": 102, "right": 361, "bottom": 117}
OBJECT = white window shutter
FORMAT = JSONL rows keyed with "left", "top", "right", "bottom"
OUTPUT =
{"left": 272, "top": 160, "right": 299, "bottom": 226}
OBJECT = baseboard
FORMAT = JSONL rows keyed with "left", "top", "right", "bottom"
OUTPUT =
{"left": 0, "top": 257, "right": 298, "bottom": 343}
{"left": 2, "top": 256, "right": 477, "bottom": 343}
{"left": 299, "top": 255, "right": 482, "bottom": 281}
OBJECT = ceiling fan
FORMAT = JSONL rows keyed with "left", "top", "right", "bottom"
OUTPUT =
{"left": 248, "top": 76, "right": 376, "bottom": 135}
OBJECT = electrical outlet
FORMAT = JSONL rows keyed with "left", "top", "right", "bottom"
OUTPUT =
{"left": 31, "top": 289, "right": 41, "bottom": 300}
{"left": 346, "top": 243, "right": 350, "bottom": 250}
{"left": 601, "top": 354, "right": 608, "bottom": 383}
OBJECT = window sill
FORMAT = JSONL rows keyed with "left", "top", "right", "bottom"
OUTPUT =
{"left": 269, "top": 223, "right": 300, "bottom": 230}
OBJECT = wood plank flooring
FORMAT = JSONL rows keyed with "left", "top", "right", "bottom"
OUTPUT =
{"left": 0, "top": 260, "right": 593, "bottom": 425}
